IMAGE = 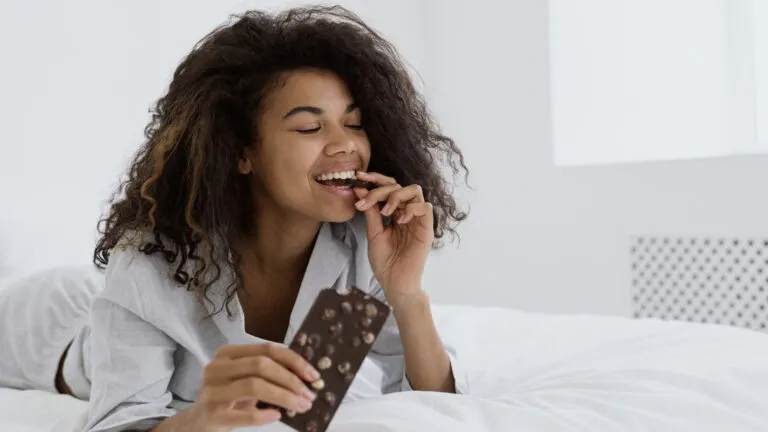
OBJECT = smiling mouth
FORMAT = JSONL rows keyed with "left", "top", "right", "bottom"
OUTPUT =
{"left": 317, "top": 178, "right": 353, "bottom": 188}
{"left": 314, "top": 170, "right": 374, "bottom": 189}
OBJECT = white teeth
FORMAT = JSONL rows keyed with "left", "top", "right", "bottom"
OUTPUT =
{"left": 316, "top": 170, "right": 356, "bottom": 181}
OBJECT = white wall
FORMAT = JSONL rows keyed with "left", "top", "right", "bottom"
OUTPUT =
{"left": 0, "top": 0, "right": 428, "bottom": 277}
{"left": 2, "top": 0, "right": 766, "bottom": 318}
{"left": 419, "top": 0, "right": 768, "bottom": 316}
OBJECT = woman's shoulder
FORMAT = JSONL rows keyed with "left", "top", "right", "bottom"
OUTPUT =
{"left": 96, "top": 234, "right": 200, "bottom": 319}
{"left": 104, "top": 244, "right": 174, "bottom": 289}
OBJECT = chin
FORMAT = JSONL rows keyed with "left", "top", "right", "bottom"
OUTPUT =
{"left": 322, "top": 207, "right": 358, "bottom": 223}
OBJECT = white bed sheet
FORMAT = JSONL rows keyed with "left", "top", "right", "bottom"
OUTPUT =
{"left": 0, "top": 388, "right": 87, "bottom": 432}
{"left": 2, "top": 305, "right": 767, "bottom": 432}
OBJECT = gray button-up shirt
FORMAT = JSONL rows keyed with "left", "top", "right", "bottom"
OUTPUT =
{"left": 84, "top": 215, "right": 467, "bottom": 432}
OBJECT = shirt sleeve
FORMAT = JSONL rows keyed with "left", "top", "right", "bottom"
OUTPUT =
{"left": 84, "top": 250, "right": 179, "bottom": 432}
{"left": 366, "top": 282, "right": 470, "bottom": 395}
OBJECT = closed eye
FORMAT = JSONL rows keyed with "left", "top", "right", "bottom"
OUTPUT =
{"left": 296, "top": 127, "right": 321, "bottom": 134}
{"left": 296, "top": 125, "right": 363, "bottom": 134}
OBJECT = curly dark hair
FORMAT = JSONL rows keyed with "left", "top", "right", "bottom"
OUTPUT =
{"left": 94, "top": 5, "right": 469, "bottom": 309}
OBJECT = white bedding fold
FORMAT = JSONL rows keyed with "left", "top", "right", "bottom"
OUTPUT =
{"left": 2, "top": 306, "right": 767, "bottom": 432}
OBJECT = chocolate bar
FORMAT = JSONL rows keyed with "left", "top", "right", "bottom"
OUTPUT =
{"left": 275, "top": 287, "right": 391, "bottom": 432}
{"left": 345, "top": 179, "right": 375, "bottom": 189}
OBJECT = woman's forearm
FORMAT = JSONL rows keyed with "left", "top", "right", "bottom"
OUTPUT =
{"left": 391, "top": 290, "right": 455, "bottom": 393}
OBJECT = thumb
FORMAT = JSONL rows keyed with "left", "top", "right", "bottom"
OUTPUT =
{"left": 421, "top": 202, "right": 434, "bottom": 230}
{"left": 355, "top": 188, "right": 384, "bottom": 239}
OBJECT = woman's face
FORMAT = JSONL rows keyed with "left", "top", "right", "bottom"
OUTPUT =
{"left": 242, "top": 69, "right": 371, "bottom": 223}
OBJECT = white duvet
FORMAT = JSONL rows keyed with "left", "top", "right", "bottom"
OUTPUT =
{"left": 2, "top": 305, "right": 767, "bottom": 432}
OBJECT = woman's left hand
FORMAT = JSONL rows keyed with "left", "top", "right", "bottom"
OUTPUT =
{"left": 353, "top": 171, "right": 433, "bottom": 306}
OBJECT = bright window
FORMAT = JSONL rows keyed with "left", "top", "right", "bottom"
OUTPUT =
{"left": 753, "top": 0, "right": 768, "bottom": 151}
{"left": 549, "top": 0, "right": 768, "bottom": 166}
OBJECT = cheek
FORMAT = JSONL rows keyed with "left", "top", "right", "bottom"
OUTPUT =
{"left": 264, "top": 150, "right": 316, "bottom": 199}
{"left": 257, "top": 133, "right": 315, "bottom": 181}
{"left": 360, "top": 138, "right": 372, "bottom": 167}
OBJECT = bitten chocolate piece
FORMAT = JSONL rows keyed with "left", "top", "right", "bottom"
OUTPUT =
{"left": 345, "top": 178, "right": 375, "bottom": 189}
{"left": 275, "top": 287, "right": 391, "bottom": 432}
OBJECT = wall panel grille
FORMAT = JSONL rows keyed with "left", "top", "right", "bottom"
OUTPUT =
{"left": 631, "top": 236, "right": 768, "bottom": 332}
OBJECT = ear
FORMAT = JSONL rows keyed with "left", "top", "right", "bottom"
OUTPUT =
{"left": 238, "top": 157, "right": 253, "bottom": 175}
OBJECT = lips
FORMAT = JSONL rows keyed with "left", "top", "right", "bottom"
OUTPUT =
{"left": 314, "top": 170, "right": 358, "bottom": 198}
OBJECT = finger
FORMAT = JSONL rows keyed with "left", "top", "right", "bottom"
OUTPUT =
{"left": 213, "top": 344, "right": 319, "bottom": 382}
{"left": 356, "top": 171, "right": 397, "bottom": 186}
{"left": 362, "top": 198, "right": 385, "bottom": 240}
{"left": 215, "top": 408, "right": 282, "bottom": 428}
{"left": 211, "top": 356, "right": 317, "bottom": 401}
{"left": 353, "top": 187, "right": 369, "bottom": 200}
{"left": 355, "top": 184, "right": 401, "bottom": 212}
{"left": 396, "top": 202, "right": 434, "bottom": 227}
{"left": 380, "top": 184, "right": 425, "bottom": 216}
{"left": 260, "top": 343, "right": 322, "bottom": 383}
{"left": 209, "top": 378, "right": 313, "bottom": 413}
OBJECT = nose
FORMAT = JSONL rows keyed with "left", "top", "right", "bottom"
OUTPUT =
{"left": 323, "top": 124, "right": 356, "bottom": 156}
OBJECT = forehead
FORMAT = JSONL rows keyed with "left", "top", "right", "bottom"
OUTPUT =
{"left": 265, "top": 69, "right": 355, "bottom": 112}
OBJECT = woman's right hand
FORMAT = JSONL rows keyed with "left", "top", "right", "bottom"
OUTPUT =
{"left": 189, "top": 343, "right": 320, "bottom": 431}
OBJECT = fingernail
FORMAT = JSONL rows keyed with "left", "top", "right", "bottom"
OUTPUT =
{"left": 381, "top": 204, "right": 391, "bottom": 215}
{"left": 397, "top": 215, "right": 407, "bottom": 224}
{"left": 308, "top": 368, "right": 320, "bottom": 380}
{"left": 266, "top": 410, "right": 281, "bottom": 421}
{"left": 355, "top": 200, "right": 366, "bottom": 210}
{"left": 297, "top": 397, "right": 313, "bottom": 412}
{"left": 302, "top": 387, "right": 317, "bottom": 401}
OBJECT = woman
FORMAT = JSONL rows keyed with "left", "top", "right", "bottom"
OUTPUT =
{"left": 0, "top": 6, "right": 469, "bottom": 432}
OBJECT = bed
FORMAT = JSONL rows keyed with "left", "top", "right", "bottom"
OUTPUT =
{"left": 2, "top": 302, "right": 767, "bottom": 432}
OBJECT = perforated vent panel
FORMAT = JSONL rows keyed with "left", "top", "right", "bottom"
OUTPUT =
{"left": 631, "top": 236, "right": 768, "bottom": 332}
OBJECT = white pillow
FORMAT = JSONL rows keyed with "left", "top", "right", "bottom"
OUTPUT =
{"left": 0, "top": 388, "right": 88, "bottom": 432}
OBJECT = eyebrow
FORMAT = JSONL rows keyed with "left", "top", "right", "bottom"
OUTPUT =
{"left": 282, "top": 103, "right": 359, "bottom": 119}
